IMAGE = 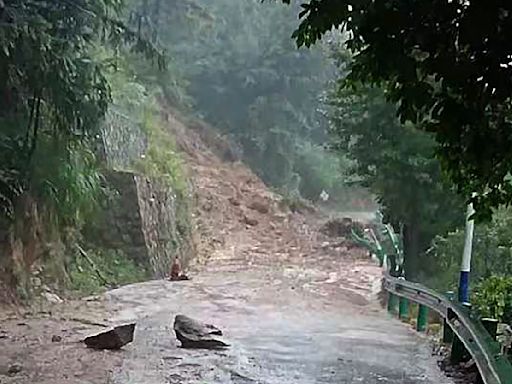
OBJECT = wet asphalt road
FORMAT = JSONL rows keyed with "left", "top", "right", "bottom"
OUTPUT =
{"left": 106, "top": 261, "right": 453, "bottom": 384}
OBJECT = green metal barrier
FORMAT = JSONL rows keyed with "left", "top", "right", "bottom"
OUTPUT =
{"left": 351, "top": 222, "right": 512, "bottom": 384}
{"left": 350, "top": 228, "right": 386, "bottom": 266}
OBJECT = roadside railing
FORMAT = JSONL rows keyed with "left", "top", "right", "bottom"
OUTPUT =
{"left": 351, "top": 227, "right": 512, "bottom": 384}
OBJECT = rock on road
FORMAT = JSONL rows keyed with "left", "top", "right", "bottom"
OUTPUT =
{"left": 107, "top": 255, "right": 453, "bottom": 384}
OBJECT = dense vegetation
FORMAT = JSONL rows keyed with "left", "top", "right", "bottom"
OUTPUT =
{"left": 129, "top": 0, "right": 358, "bottom": 204}
{"left": 0, "top": 0, "right": 160, "bottom": 221}
{"left": 280, "top": 0, "right": 512, "bottom": 219}
{"left": 0, "top": 0, "right": 176, "bottom": 296}
{"left": 327, "top": 69, "right": 464, "bottom": 279}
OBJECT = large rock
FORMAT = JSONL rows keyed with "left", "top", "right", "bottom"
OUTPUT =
{"left": 247, "top": 198, "right": 269, "bottom": 214}
{"left": 320, "top": 217, "right": 364, "bottom": 238}
{"left": 84, "top": 323, "right": 135, "bottom": 350}
{"left": 173, "top": 315, "right": 229, "bottom": 349}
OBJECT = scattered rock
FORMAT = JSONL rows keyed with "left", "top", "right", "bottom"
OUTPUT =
{"left": 51, "top": 335, "right": 62, "bottom": 343}
{"left": 31, "top": 277, "right": 42, "bottom": 288}
{"left": 42, "top": 292, "right": 63, "bottom": 304}
{"left": 173, "top": 315, "right": 229, "bottom": 349}
{"left": 437, "top": 353, "right": 483, "bottom": 384}
{"left": 320, "top": 217, "right": 364, "bottom": 238}
{"left": 242, "top": 215, "right": 258, "bottom": 227}
{"left": 84, "top": 323, "right": 135, "bottom": 350}
{"left": 7, "top": 363, "right": 22, "bottom": 376}
{"left": 247, "top": 199, "right": 269, "bottom": 214}
{"left": 202, "top": 202, "right": 213, "bottom": 212}
{"left": 169, "top": 275, "right": 190, "bottom": 281}
{"left": 81, "top": 295, "right": 101, "bottom": 302}
{"left": 228, "top": 197, "right": 241, "bottom": 206}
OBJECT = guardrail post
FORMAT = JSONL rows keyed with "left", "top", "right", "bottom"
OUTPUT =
{"left": 451, "top": 303, "right": 472, "bottom": 364}
{"left": 451, "top": 336, "right": 470, "bottom": 364}
{"left": 388, "top": 254, "right": 398, "bottom": 277}
{"left": 416, "top": 304, "right": 428, "bottom": 332}
{"left": 443, "top": 291, "right": 455, "bottom": 343}
{"left": 442, "top": 320, "right": 454, "bottom": 343}
{"left": 481, "top": 318, "right": 498, "bottom": 340}
{"left": 399, "top": 297, "right": 409, "bottom": 321}
{"left": 387, "top": 292, "right": 398, "bottom": 314}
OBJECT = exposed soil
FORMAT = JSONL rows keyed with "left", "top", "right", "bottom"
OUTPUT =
{"left": 0, "top": 298, "right": 121, "bottom": 384}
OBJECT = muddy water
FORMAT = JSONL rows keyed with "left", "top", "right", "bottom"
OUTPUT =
{"left": 107, "top": 261, "right": 453, "bottom": 384}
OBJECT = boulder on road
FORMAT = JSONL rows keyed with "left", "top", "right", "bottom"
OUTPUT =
{"left": 173, "top": 315, "right": 229, "bottom": 349}
{"left": 84, "top": 323, "right": 135, "bottom": 350}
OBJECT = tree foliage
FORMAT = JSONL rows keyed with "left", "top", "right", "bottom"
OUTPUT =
{"left": 473, "top": 276, "right": 512, "bottom": 324}
{"left": 327, "top": 55, "right": 464, "bottom": 278}
{"left": 280, "top": 0, "right": 512, "bottom": 217}
{"left": 126, "top": 0, "right": 349, "bottom": 200}
{"left": 430, "top": 207, "right": 512, "bottom": 290}
{"left": 0, "top": 0, "right": 161, "bottom": 221}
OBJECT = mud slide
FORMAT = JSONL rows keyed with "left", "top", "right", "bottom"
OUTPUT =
{"left": 105, "top": 112, "right": 452, "bottom": 384}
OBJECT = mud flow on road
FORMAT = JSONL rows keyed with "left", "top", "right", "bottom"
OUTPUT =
{"left": 107, "top": 249, "right": 452, "bottom": 384}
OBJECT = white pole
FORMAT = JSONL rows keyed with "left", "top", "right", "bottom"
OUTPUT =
{"left": 458, "top": 195, "right": 475, "bottom": 303}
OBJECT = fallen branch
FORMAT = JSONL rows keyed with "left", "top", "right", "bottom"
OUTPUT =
{"left": 75, "top": 245, "right": 111, "bottom": 287}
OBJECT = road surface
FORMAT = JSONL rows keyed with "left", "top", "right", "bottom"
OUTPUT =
{"left": 107, "top": 249, "right": 453, "bottom": 384}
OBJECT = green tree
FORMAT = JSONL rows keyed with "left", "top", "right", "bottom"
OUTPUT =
{"left": 328, "top": 76, "right": 464, "bottom": 279}
{"left": 125, "top": 0, "right": 343, "bottom": 199}
{"left": 279, "top": 0, "right": 512, "bottom": 217}
{"left": 0, "top": 0, "right": 160, "bottom": 221}
{"left": 430, "top": 207, "right": 512, "bottom": 290}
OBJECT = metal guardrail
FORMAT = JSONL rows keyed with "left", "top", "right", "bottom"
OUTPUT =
{"left": 383, "top": 273, "right": 512, "bottom": 384}
{"left": 350, "top": 226, "right": 512, "bottom": 384}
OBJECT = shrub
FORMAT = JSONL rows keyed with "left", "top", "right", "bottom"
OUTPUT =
{"left": 473, "top": 276, "right": 512, "bottom": 324}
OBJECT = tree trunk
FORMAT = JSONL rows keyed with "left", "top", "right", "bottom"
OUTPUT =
{"left": 402, "top": 221, "right": 421, "bottom": 280}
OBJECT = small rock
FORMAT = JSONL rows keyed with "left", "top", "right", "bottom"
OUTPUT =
{"left": 42, "top": 284, "right": 52, "bottom": 293}
{"left": 228, "top": 197, "right": 241, "bottom": 206}
{"left": 84, "top": 323, "right": 135, "bottom": 350}
{"left": 173, "top": 315, "right": 229, "bottom": 349}
{"left": 82, "top": 295, "right": 101, "bottom": 302}
{"left": 248, "top": 199, "right": 269, "bottom": 214}
{"left": 242, "top": 215, "right": 258, "bottom": 226}
{"left": 7, "top": 363, "right": 22, "bottom": 376}
{"left": 42, "top": 292, "right": 63, "bottom": 304}
{"left": 51, "top": 335, "right": 62, "bottom": 343}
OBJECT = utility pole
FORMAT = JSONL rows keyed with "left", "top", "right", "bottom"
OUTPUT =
{"left": 458, "top": 196, "right": 475, "bottom": 304}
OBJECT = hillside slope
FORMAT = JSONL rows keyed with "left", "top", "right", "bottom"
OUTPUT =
{"left": 162, "top": 107, "right": 381, "bottom": 303}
